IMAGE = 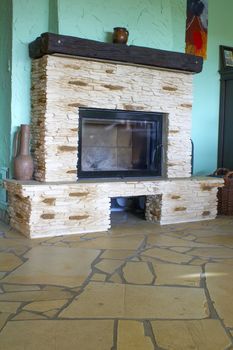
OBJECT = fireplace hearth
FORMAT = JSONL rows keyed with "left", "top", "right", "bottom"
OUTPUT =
{"left": 78, "top": 108, "right": 163, "bottom": 179}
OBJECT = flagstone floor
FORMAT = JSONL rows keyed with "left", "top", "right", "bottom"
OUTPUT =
{"left": 0, "top": 214, "right": 233, "bottom": 349}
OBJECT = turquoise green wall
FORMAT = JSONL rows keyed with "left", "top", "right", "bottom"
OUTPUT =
{"left": 11, "top": 0, "right": 49, "bottom": 152}
{"left": 193, "top": 0, "right": 233, "bottom": 174}
{"left": 1, "top": 0, "right": 233, "bottom": 177}
{"left": 58, "top": 0, "right": 185, "bottom": 50}
{"left": 0, "top": 0, "right": 12, "bottom": 207}
{"left": 0, "top": 0, "right": 12, "bottom": 169}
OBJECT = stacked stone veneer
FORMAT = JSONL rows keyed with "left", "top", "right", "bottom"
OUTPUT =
{"left": 5, "top": 178, "right": 223, "bottom": 238}
{"left": 31, "top": 55, "right": 193, "bottom": 181}
{"left": 5, "top": 54, "right": 223, "bottom": 238}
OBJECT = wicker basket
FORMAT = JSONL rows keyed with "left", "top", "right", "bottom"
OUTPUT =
{"left": 218, "top": 171, "right": 233, "bottom": 215}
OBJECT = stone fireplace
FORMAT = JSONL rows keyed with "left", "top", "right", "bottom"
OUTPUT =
{"left": 31, "top": 54, "right": 193, "bottom": 182}
{"left": 4, "top": 33, "right": 223, "bottom": 238}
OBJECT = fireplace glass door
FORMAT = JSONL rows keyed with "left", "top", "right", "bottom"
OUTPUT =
{"left": 78, "top": 108, "right": 163, "bottom": 178}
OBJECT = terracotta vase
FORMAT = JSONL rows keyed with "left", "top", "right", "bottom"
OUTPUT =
{"left": 13, "top": 124, "right": 34, "bottom": 181}
{"left": 113, "top": 27, "right": 129, "bottom": 44}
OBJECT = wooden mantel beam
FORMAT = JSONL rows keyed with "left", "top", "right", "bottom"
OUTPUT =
{"left": 29, "top": 32, "right": 203, "bottom": 74}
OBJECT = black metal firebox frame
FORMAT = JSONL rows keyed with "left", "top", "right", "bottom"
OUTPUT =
{"left": 77, "top": 108, "right": 163, "bottom": 179}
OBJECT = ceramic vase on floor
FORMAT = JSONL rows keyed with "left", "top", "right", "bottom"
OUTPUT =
{"left": 13, "top": 124, "right": 34, "bottom": 180}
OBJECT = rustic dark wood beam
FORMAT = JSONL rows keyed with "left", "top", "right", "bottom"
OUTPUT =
{"left": 29, "top": 32, "right": 203, "bottom": 73}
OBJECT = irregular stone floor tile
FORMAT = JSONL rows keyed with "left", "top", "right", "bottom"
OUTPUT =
{"left": 195, "top": 235, "right": 233, "bottom": 247}
{"left": 81, "top": 232, "right": 106, "bottom": 240}
{"left": 101, "top": 249, "right": 135, "bottom": 260}
{"left": 206, "top": 263, "right": 233, "bottom": 328}
{"left": 52, "top": 242, "right": 69, "bottom": 247}
{"left": 151, "top": 319, "right": 231, "bottom": 350}
{"left": 60, "top": 282, "right": 209, "bottom": 319}
{"left": 117, "top": 320, "right": 154, "bottom": 350}
{"left": 0, "top": 320, "right": 114, "bottom": 350}
{"left": 45, "top": 310, "right": 62, "bottom": 317}
{"left": 170, "top": 247, "right": 192, "bottom": 253}
{"left": 0, "top": 289, "right": 71, "bottom": 302}
{"left": 123, "top": 262, "right": 154, "bottom": 284}
{"left": 78, "top": 235, "right": 145, "bottom": 250}
{"left": 0, "top": 302, "right": 21, "bottom": 313}
{"left": 23, "top": 300, "right": 68, "bottom": 313}
{"left": 90, "top": 273, "right": 106, "bottom": 282}
{"left": 0, "top": 313, "right": 10, "bottom": 331}
{"left": 213, "top": 258, "right": 233, "bottom": 265}
{"left": 0, "top": 238, "right": 31, "bottom": 255}
{"left": 109, "top": 220, "right": 155, "bottom": 236}
{"left": 147, "top": 234, "right": 214, "bottom": 248}
{"left": 188, "top": 247, "right": 233, "bottom": 259}
{"left": 3, "top": 284, "right": 41, "bottom": 292}
{"left": 0, "top": 253, "right": 23, "bottom": 272}
{"left": 109, "top": 273, "right": 123, "bottom": 283}
{"left": 152, "top": 263, "right": 201, "bottom": 287}
{"left": 13, "top": 311, "right": 47, "bottom": 320}
{"left": 142, "top": 247, "right": 191, "bottom": 264}
{"left": 189, "top": 258, "right": 209, "bottom": 266}
{"left": 60, "top": 282, "right": 125, "bottom": 319}
{"left": 2, "top": 246, "right": 100, "bottom": 288}
{"left": 95, "top": 259, "right": 124, "bottom": 274}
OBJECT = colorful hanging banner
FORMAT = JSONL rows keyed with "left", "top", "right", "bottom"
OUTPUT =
{"left": 185, "top": 0, "right": 208, "bottom": 59}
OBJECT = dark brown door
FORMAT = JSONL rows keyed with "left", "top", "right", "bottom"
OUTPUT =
{"left": 218, "top": 72, "right": 233, "bottom": 169}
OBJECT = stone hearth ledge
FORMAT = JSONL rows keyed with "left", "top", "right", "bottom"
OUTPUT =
{"left": 4, "top": 177, "right": 223, "bottom": 239}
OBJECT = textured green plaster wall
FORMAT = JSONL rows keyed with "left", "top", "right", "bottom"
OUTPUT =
{"left": 4, "top": 0, "right": 233, "bottom": 176}
{"left": 0, "top": 0, "right": 12, "bottom": 169}
{"left": 11, "top": 0, "right": 49, "bottom": 151}
{"left": 58, "top": 0, "right": 186, "bottom": 51}
{"left": 192, "top": 0, "right": 233, "bottom": 174}
{"left": 0, "top": 0, "right": 12, "bottom": 207}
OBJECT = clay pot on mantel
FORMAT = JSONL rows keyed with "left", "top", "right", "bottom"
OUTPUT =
{"left": 13, "top": 124, "right": 34, "bottom": 181}
{"left": 113, "top": 27, "right": 129, "bottom": 44}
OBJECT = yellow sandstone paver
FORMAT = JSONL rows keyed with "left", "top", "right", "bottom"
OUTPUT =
{"left": 117, "top": 320, "right": 154, "bottom": 350}
{"left": 151, "top": 319, "right": 231, "bottom": 350}
{"left": 123, "top": 262, "right": 154, "bottom": 284}
{"left": 60, "top": 282, "right": 209, "bottom": 319}
{"left": 2, "top": 246, "right": 100, "bottom": 288}
{"left": 0, "top": 320, "right": 114, "bottom": 350}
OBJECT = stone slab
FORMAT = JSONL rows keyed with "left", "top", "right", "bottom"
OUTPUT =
{"left": 123, "top": 262, "right": 154, "bottom": 285}
{"left": 117, "top": 320, "right": 154, "bottom": 350}
{"left": 2, "top": 246, "right": 100, "bottom": 288}
{"left": 152, "top": 263, "right": 201, "bottom": 286}
{"left": 151, "top": 319, "right": 231, "bottom": 350}
{"left": 142, "top": 247, "right": 191, "bottom": 264}
{"left": 60, "top": 282, "right": 209, "bottom": 319}
{"left": 0, "top": 320, "right": 114, "bottom": 350}
{"left": 0, "top": 253, "right": 23, "bottom": 272}
{"left": 206, "top": 263, "right": 233, "bottom": 328}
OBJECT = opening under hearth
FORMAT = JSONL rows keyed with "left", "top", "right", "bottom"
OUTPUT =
{"left": 78, "top": 108, "right": 164, "bottom": 179}
{"left": 111, "top": 196, "right": 146, "bottom": 226}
